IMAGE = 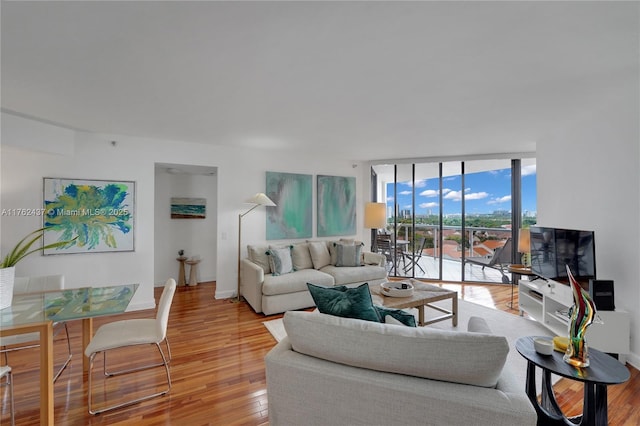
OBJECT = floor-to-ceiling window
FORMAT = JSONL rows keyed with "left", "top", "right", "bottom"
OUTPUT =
{"left": 371, "top": 157, "right": 536, "bottom": 283}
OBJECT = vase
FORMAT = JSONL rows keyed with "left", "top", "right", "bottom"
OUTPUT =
{"left": 563, "top": 265, "right": 596, "bottom": 368}
{"left": 0, "top": 266, "right": 16, "bottom": 310}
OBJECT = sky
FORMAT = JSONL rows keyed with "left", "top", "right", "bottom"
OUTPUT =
{"left": 387, "top": 164, "right": 537, "bottom": 216}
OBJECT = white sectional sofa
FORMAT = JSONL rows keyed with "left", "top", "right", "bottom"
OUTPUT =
{"left": 266, "top": 311, "right": 537, "bottom": 426}
{"left": 240, "top": 240, "right": 387, "bottom": 315}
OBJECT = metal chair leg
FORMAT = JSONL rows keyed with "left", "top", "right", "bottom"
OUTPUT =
{"left": 53, "top": 322, "right": 72, "bottom": 382}
{"left": 88, "top": 342, "right": 172, "bottom": 415}
{"left": 1, "top": 367, "right": 15, "bottom": 426}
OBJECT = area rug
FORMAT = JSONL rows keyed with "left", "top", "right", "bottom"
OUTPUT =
{"left": 263, "top": 299, "right": 560, "bottom": 390}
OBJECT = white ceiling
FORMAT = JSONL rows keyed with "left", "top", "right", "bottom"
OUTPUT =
{"left": 1, "top": 1, "right": 638, "bottom": 162}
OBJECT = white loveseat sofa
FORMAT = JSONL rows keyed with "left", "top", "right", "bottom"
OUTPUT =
{"left": 240, "top": 241, "right": 387, "bottom": 315}
{"left": 265, "top": 311, "right": 536, "bottom": 426}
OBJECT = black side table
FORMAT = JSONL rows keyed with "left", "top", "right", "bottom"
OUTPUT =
{"left": 515, "top": 336, "right": 630, "bottom": 426}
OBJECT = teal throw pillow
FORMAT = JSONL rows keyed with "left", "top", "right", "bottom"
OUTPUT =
{"left": 374, "top": 306, "right": 417, "bottom": 327}
{"left": 334, "top": 242, "right": 363, "bottom": 267}
{"left": 267, "top": 246, "right": 294, "bottom": 276}
{"left": 307, "top": 283, "right": 381, "bottom": 323}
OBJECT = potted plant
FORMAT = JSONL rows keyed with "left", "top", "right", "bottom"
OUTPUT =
{"left": 0, "top": 227, "right": 76, "bottom": 309}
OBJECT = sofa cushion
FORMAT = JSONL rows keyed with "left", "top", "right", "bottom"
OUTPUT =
{"left": 307, "top": 283, "right": 381, "bottom": 323}
{"left": 374, "top": 306, "right": 417, "bottom": 327}
{"left": 267, "top": 246, "right": 294, "bottom": 276}
{"left": 335, "top": 242, "right": 364, "bottom": 267}
{"left": 283, "top": 310, "right": 509, "bottom": 388}
{"left": 263, "top": 269, "right": 334, "bottom": 296}
{"left": 320, "top": 264, "right": 386, "bottom": 286}
{"left": 291, "top": 243, "right": 313, "bottom": 270}
{"left": 308, "top": 241, "right": 331, "bottom": 269}
{"left": 247, "top": 245, "right": 271, "bottom": 274}
{"left": 468, "top": 316, "right": 493, "bottom": 334}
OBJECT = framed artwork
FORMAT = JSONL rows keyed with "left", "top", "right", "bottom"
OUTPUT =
{"left": 266, "top": 172, "right": 312, "bottom": 240}
{"left": 317, "top": 175, "right": 356, "bottom": 237}
{"left": 43, "top": 178, "right": 135, "bottom": 254}
{"left": 171, "top": 197, "right": 206, "bottom": 219}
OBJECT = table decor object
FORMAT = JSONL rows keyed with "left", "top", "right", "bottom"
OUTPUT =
{"left": 563, "top": 265, "right": 597, "bottom": 368}
{"left": 533, "top": 337, "right": 554, "bottom": 355}
{"left": 380, "top": 281, "right": 414, "bottom": 297}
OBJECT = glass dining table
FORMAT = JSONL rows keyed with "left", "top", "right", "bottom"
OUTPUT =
{"left": 0, "top": 284, "right": 138, "bottom": 426}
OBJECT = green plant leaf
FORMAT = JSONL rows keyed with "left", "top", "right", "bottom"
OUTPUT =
{"left": 0, "top": 227, "right": 77, "bottom": 268}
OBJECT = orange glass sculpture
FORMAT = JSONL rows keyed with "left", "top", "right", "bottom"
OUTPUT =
{"left": 563, "top": 265, "right": 597, "bottom": 368}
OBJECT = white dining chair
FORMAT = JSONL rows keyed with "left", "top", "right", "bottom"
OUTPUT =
{"left": 85, "top": 278, "right": 176, "bottom": 415}
{"left": 0, "top": 275, "right": 72, "bottom": 382}
{"left": 0, "top": 365, "right": 15, "bottom": 426}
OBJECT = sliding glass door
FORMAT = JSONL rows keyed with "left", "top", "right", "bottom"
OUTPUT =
{"left": 371, "top": 157, "right": 536, "bottom": 283}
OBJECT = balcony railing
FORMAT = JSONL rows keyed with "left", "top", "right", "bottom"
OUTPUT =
{"left": 382, "top": 224, "right": 513, "bottom": 283}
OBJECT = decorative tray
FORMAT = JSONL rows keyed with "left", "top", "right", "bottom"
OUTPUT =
{"left": 380, "top": 281, "right": 414, "bottom": 297}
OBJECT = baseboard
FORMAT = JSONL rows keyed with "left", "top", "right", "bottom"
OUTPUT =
{"left": 215, "top": 289, "right": 236, "bottom": 299}
{"left": 626, "top": 352, "right": 640, "bottom": 371}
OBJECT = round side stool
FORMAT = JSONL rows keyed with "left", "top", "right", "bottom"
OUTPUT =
{"left": 176, "top": 257, "right": 188, "bottom": 286}
{"left": 185, "top": 259, "right": 201, "bottom": 286}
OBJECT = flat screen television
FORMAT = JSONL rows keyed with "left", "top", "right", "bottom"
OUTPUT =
{"left": 529, "top": 226, "right": 596, "bottom": 289}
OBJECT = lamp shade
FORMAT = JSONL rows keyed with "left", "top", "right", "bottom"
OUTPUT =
{"left": 364, "top": 202, "right": 387, "bottom": 229}
{"left": 518, "top": 228, "right": 531, "bottom": 254}
{"left": 245, "top": 193, "right": 276, "bottom": 207}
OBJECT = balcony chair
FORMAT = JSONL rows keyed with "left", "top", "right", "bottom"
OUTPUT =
{"left": 465, "top": 238, "right": 513, "bottom": 284}
{"left": 0, "top": 275, "right": 72, "bottom": 382}
{"left": 85, "top": 278, "right": 176, "bottom": 415}
{"left": 376, "top": 235, "right": 406, "bottom": 274}
{"left": 403, "top": 237, "right": 427, "bottom": 274}
{"left": 0, "top": 365, "right": 15, "bottom": 426}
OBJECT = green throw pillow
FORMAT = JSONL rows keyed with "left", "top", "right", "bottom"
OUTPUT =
{"left": 374, "top": 306, "right": 417, "bottom": 327}
{"left": 307, "top": 283, "right": 381, "bottom": 323}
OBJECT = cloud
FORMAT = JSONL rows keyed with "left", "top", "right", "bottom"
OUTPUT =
{"left": 399, "top": 190, "right": 412, "bottom": 195}
{"left": 419, "top": 202, "right": 439, "bottom": 208}
{"left": 444, "top": 190, "right": 463, "bottom": 201}
{"left": 386, "top": 196, "right": 394, "bottom": 202}
{"left": 487, "top": 195, "right": 512, "bottom": 205}
{"left": 418, "top": 187, "right": 454, "bottom": 198}
{"left": 522, "top": 164, "right": 537, "bottom": 176}
{"left": 444, "top": 190, "right": 489, "bottom": 202}
{"left": 419, "top": 189, "right": 439, "bottom": 197}
{"left": 401, "top": 179, "right": 428, "bottom": 188}
{"left": 465, "top": 191, "right": 489, "bottom": 200}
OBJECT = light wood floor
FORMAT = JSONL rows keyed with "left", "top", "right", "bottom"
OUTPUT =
{"left": 1, "top": 281, "right": 638, "bottom": 425}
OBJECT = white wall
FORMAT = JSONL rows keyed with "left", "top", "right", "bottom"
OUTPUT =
{"left": 537, "top": 92, "right": 640, "bottom": 368}
{"left": 1, "top": 112, "right": 364, "bottom": 311}
{"left": 154, "top": 170, "right": 218, "bottom": 285}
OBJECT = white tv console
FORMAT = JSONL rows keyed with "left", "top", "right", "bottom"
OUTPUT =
{"left": 518, "top": 277, "right": 630, "bottom": 357}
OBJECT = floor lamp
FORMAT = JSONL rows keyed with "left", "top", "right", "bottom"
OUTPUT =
{"left": 237, "top": 193, "right": 276, "bottom": 302}
{"left": 364, "top": 202, "right": 387, "bottom": 252}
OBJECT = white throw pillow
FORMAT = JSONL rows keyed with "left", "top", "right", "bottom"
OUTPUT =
{"left": 291, "top": 243, "right": 313, "bottom": 270}
{"left": 308, "top": 241, "right": 331, "bottom": 269}
{"left": 247, "top": 245, "right": 271, "bottom": 274}
{"left": 335, "top": 242, "right": 363, "bottom": 267}
{"left": 267, "top": 247, "right": 294, "bottom": 276}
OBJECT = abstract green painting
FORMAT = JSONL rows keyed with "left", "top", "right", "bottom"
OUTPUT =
{"left": 317, "top": 175, "right": 356, "bottom": 237}
{"left": 266, "top": 172, "right": 312, "bottom": 240}
{"left": 43, "top": 178, "right": 135, "bottom": 254}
